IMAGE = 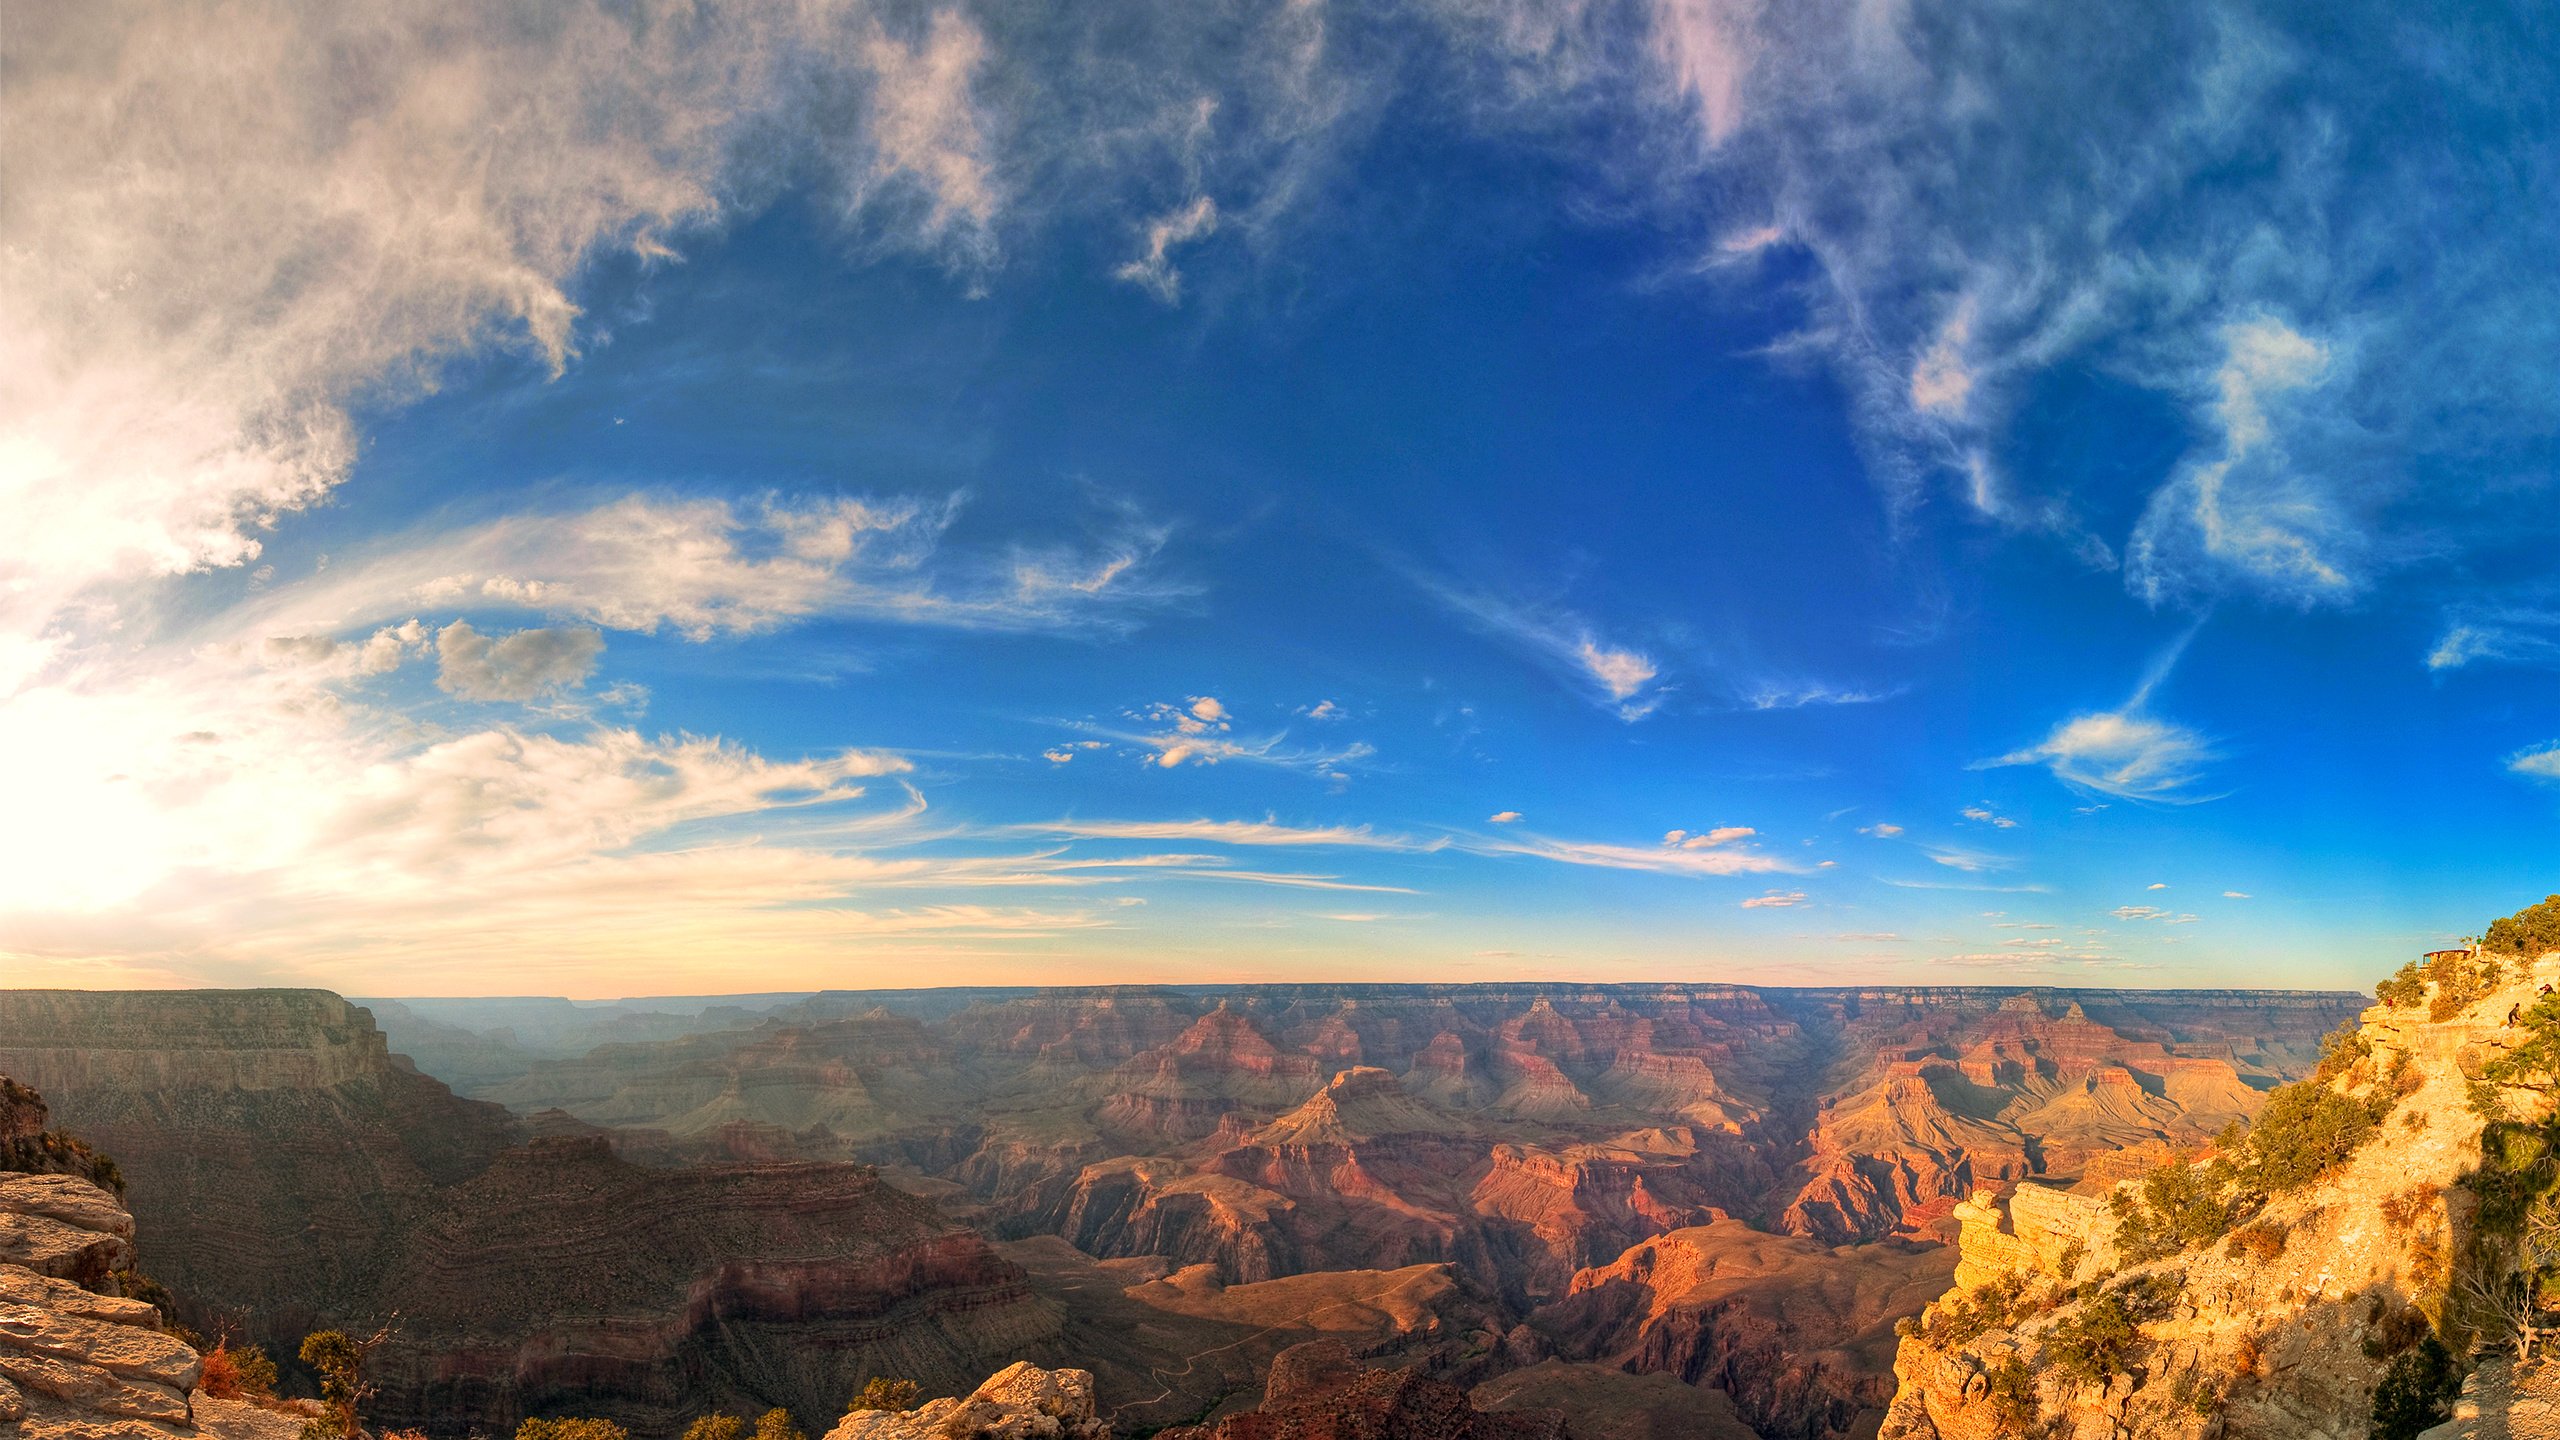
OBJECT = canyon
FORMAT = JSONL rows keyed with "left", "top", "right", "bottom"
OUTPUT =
{"left": 0, "top": 982, "right": 2361, "bottom": 1440}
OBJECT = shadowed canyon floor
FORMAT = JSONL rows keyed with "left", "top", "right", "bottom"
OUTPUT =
{"left": 0, "top": 984, "right": 2361, "bottom": 1440}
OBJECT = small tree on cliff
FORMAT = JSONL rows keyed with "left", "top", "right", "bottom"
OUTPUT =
{"left": 299, "top": 1324, "right": 394, "bottom": 1440}
{"left": 844, "top": 1379, "right": 920, "bottom": 1415}
{"left": 200, "top": 1338, "right": 280, "bottom": 1400}
{"left": 681, "top": 1417, "right": 746, "bottom": 1440}
{"left": 2486, "top": 895, "right": 2560, "bottom": 958}
{"left": 515, "top": 1421, "right": 629, "bottom": 1440}
{"left": 750, "top": 1410, "right": 804, "bottom": 1440}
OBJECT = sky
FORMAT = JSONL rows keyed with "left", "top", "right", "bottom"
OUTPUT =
{"left": 4, "top": 0, "right": 2557, "bottom": 998}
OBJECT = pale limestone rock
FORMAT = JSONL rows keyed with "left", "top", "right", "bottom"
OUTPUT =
{"left": 824, "top": 1363, "right": 1111, "bottom": 1440}
{"left": 0, "top": 1136, "right": 301, "bottom": 1440}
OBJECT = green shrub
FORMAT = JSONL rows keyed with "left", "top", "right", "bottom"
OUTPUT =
{"left": 516, "top": 1421, "right": 629, "bottom": 1440}
{"left": 199, "top": 1341, "right": 279, "bottom": 1400}
{"left": 2486, "top": 895, "right": 2560, "bottom": 958}
{"left": 1919, "top": 1273, "right": 2038, "bottom": 1347}
{"left": 2045, "top": 1293, "right": 2144, "bottom": 1387}
{"left": 1982, "top": 1355, "right": 2037, "bottom": 1429}
{"left": 2235, "top": 1078, "right": 2383, "bottom": 1191}
{"left": 2369, "top": 1337, "right": 2460, "bottom": 1440}
{"left": 2112, "top": 1158, "right": 2236, "bottom": 1262}
{"left": 681, "top": 1418, "right": 746, "bottom": 1440}
{"left": 2315, "top": 1027, "right": 2374, "bottom": 1082}
{"left": 750, "top": 1410, "right": 803, "bottom": 1440}
{"left": 2376, "top": 961, "right": 2427, "bottom": 1009}
{"left": 2428, "top": 953, "right": 2499, "bottom": 1021}
{"left": 844, "top": 1379, "right": 920, "bottom": 1415}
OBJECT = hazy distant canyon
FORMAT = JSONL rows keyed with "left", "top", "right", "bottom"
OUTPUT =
{"left": 0, "top": 983, "right": 2364, "bottom": 1440}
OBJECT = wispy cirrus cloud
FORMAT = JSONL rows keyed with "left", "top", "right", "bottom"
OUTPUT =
{"left": 1461, "top": 828, "right": 1793, "bottom": 878}
{"left": 1495, "top": 0, "right": 2560, "bottom": 613}
{"left": 1980, "top": 626, "right": 2219, "bottom": 802}
{"left": 1412, "top": 580, "right": 1668, "bottom": 720}
{"left": 1017, "top": 817, "right": 1441, "bottom": 850}
{"left": 2428, "top": 607, "right": 2560, "bottom": 673}
{"left": 1076, "top": 697, "right": 1376, "bottom": 779}
{"left": 241, "top": 493, "right": 1174, "bottom": 647}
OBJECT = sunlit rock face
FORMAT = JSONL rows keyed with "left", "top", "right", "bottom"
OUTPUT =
{"left": 1877, "top": 956, "right": 2560, "bottom": 1440}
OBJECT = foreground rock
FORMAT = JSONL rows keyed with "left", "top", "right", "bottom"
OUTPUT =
{"left": 1155, "top": 1339, "right": 1568, "bottom": 1440}
{"left": 0, "top": 1118, "right": 300, "bottom": 1440}
{"left": 823, "top": 1362, "right": 1110, "bottom": 1440}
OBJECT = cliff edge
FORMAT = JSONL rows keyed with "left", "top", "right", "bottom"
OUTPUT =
{"left": 1879, "top": 919, "right": 2560, "bottom": 1440}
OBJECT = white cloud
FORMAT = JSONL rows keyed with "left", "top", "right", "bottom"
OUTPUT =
{"left": 1922, "top": 845, "right": 2009, "bottom": 873}
{"left": 2127, "top": 318, "right": 2353, "bottom": 605}
{"left": 1167, "top": 870, "right": 1418, "bottom": 894}
{"left": 1415, "top": 581, "right": 1667, "bottom": 720}
{"left": 2429, "top": 611, "right": 2560, "bottom": 673}
{"left": 1960, "top": 805, "right": 2018, "bottom": 829}
{"left": 851, "top": 11, "right": 999, "bottom": 257}
{"left": 1115, "top": 195, "right": 1221, "bottom": 302}
{"left": 1987, "top": 707, "right": 2220, "bottom": 801}
{"left": 242, "top": 494, "right": 1170, "bottom": 647}
{"left": 1488, "top": 810, "right": 1524, "bottom": 824}
{"left": 2511, "top": 744, "right": 2560, "bottom": 782}
{"left": 1741, "top": 889, "right": 1807, "bottom": 908}
{"left": 1464, "top": 830, "right": 1793, "bottom": 878}
{"left": 1664, "top": 826, "right": 1755, "bottom": 849}
{"left": 0, "top": 0, "right": 1062, "bottom": 673}
{"left": 434, "top": 623, "right": 603, "bottom": 702}
{"left": 1740, "top": 681, "right": 1898, "bottom": 711}
{"left": 1857, "top": 822, "right": 1905, "bottom": 838}
{"left": 2223, "top": 890, "right": 2252, "bottom": 899}
{"left": 1043, "top": 748, "right": 1078, "bottom": 764}
{"left": 1301, "top": 700, "right": 1344, "bottom": 720}
{"left": 1576, "top": 637, "right": 1661, "bottom": 705}
{"left": 2146, "top": 881, "right": 2169, "bottom": 890}
{"left": 1020, "top": 818, "right": 1436, "bottom": 850}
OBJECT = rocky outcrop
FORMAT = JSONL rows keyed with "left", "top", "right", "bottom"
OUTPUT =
{"left": 825, "top": 1362, "right": 1109, "bottom": 1440}
{"left": 1155, "top": 1339, "right": 1569, "bottom": 1440}
{"left": 1878, "top": 953, "right": 2558, "bottom": 1440}
{"left": 0, "top": 1103, "right": 301, "bottom": 1440}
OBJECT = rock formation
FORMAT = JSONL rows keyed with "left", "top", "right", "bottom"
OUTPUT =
{"left": 1531, "top": 1220, "right": 1953, "bottom": 1440}
{"left": 823, "top": 1361, "right": 1110, "bottom": 1440}
{"left": 1153, "top": 1339, "right": 1568, "bottom": 1440}
{"left": 1878, "top": 946, "right": 2560, "bottom": 1439}
{"left": 0, "top": 1097, "right": 300, "bottom": 1440}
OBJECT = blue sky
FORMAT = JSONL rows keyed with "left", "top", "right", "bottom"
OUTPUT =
{"left": 3, "top": 0, "right": 2556, "bottom": 995}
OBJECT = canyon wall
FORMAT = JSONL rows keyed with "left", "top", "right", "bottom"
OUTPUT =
{"left": 0, "top": 992, "right": 1058, "bottom": 1438}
